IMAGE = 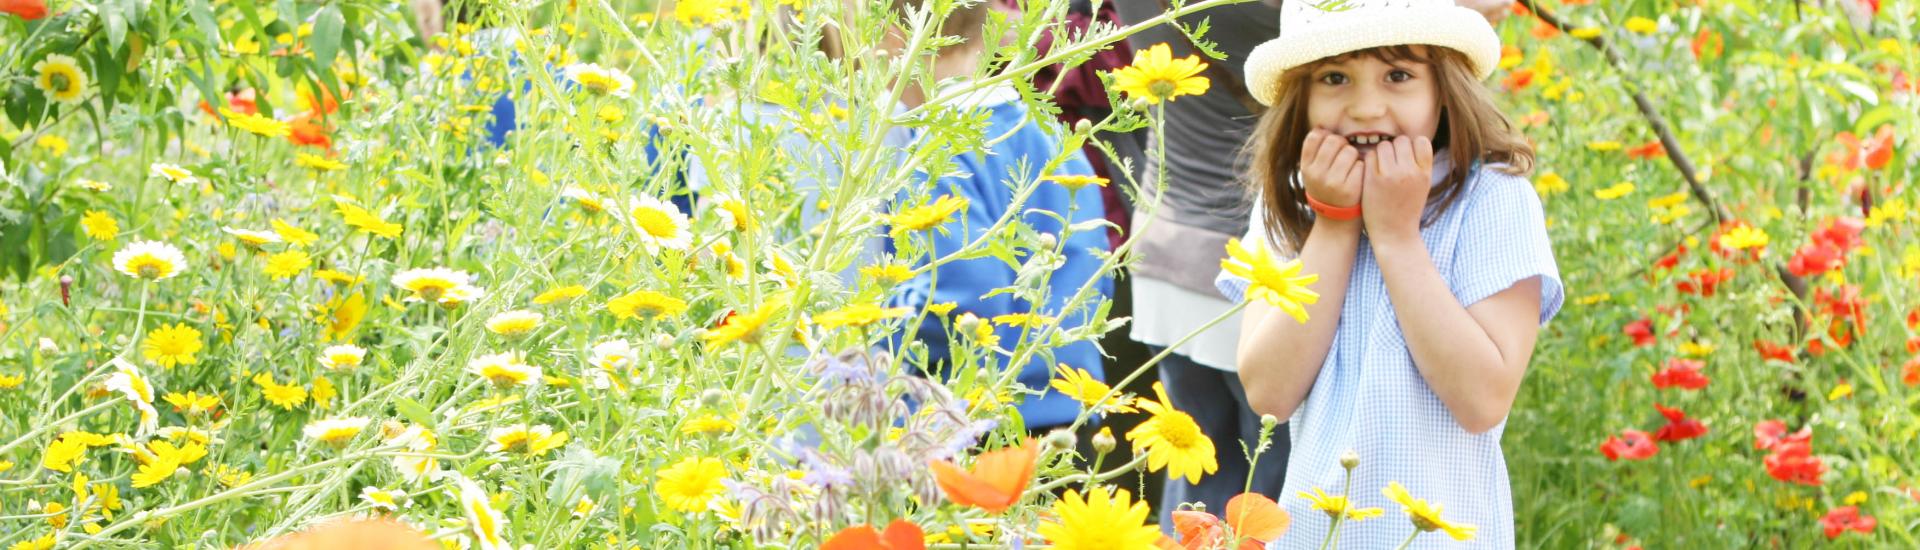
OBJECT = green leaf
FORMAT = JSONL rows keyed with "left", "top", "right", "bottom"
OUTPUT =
{"left": 311, "top": 6, "right": 345, "bottom": 70}
{"left": 186, "top": 0, "right": 221, "bottom": 43}
{"left": 101, "top": 0, "right": 131, "bottom": 51}
{"left": 394, "top": 397, "right": 433, "bottom": 425}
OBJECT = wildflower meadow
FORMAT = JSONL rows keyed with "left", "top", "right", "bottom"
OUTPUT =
{"left": 0, "top": 0, "right": 1916, "bottom": 547}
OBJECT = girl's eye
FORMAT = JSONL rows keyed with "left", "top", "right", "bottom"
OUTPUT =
{"left": 1318, "top": 72, "right": 1349, "bottom": 85}
{"left": 1387, "top": 69, "right": 1414, "bottom": 83}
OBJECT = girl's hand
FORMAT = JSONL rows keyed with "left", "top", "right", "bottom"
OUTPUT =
{"left": 1361, "top": 135, "right": 1435, "bottom": 241}
{"left": 1300, "top": 129, "right": 1365, "bottom": 208}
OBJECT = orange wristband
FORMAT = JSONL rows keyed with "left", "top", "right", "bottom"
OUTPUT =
{"left": 1306, "top": 194, "right": 1362, "bottom": 221}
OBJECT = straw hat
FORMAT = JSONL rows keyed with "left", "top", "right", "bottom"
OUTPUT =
{"left": 1244, "top": 0, "right": 1501, "bottom": 106}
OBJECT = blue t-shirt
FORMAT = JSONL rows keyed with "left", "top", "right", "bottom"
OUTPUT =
{"left": 888, "top": 86, "right": 1114, "bottom": 430}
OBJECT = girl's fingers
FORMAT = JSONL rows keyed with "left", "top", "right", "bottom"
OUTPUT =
{"left": 1310, "top": 131, "right": 1345, "bottom": 173}
{"left": 1414, "top": 136, "right": 1435, "bottom": 171}
{"left": 1343, "top": 152, "right": 1367, "bottom": 192}
{"left": 1301, "top": 130, "right": 1326, "bottom": 162}
{"left": 1329, "top": 145, "right": 1359, "bottom": 185}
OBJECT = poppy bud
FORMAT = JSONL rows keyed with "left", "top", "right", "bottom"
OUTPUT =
{"left": 60, "top": 275, "right": 73, "bottom": 306}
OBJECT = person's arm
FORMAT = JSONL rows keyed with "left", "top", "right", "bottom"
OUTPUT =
{"left": 1235, "top": 129, "right": 1365, "bottom": 419}
{"left": 1362, "top": 137, "right": 1542, "bottom": 434}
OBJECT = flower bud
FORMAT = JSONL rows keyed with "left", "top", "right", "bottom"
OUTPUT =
{"left": 701, "top": 389, "right": 729, "bottom": 408}
{"left": 955, "top": 313, "right": 983, "bottom": 334}
{"left": 1036, "top": 232, "right": 1057, "bottom": 251}
{"left": 1261, "top": 414, "right": 1280, "bottom": 430}
{"left": 653, "top": 332, "right": 676, "bottom": 349}
{"left": 1074, "top": 119, "right": 1094, "bottom": 134}
{"left": 1044, "top": 428, "right": 1076, "bottom": 452}
{"left": 1091, "top": 427, "right": 1116, "bottom": 455}
{"left": 1339, "top": 449, "right": 1360, "bottom": 471}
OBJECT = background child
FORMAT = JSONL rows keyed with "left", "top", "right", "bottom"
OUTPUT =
{"left": 879, "top": 0, "right": 1115, "bottom": 434}
{"left": 1218, "top": 0, "right": 1562, "bottom": 546}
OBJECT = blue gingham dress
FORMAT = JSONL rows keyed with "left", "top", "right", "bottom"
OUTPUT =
{"left": 1217, "top": 159, "right": 1564, "bottom": 549}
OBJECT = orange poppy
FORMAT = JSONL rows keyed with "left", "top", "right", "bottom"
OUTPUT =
{"left": 821, "top": 519, "right": 924, "bottom": 550}
{"left": 1, "top": 0, "right": 47, "bottom": 20}
{"left": 288, "top": 112, "right": 333, "bottom": 149}
{"left": 928, "top": 439, "right": 1038, "bottom": 514}
{"left": 1168, "top": 493, "right": 1289, "bottom": 550}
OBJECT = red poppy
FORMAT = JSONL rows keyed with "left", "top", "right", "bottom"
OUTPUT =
{"left": 302, "top": 85, "right": 343, "bottom": 115}
{"left": 1, "top": 0, "right": 47, "bottom": 20}
{"left": 1675, "top": 268, "right": 1734, "bottom": 297}
{"left": 1691, "top": 28, "right": 1724, "bottom": 60}
{"left": 1830, "top": 127, "right": 1896, "bottom": 171}
{"left": 1813, "top": 285, "right": 1867, "bottom": 328}
{"left": 1599, "top": 429, "right": 1658, "bottom": 461}
{"left": 196, "top": 89, "right": 259, "bottom": 117}
{"left": 1753, "top": 420, "right": 1811, "bottom": 451}
{"left": 1171, "top": 493, "right": 1290, "bottom": 550}
{"left": 1501, "top": 69, "right": 1535, "bottom": 91}
{"left": 1651, "top": 403, "right": 1707, "bottom": 442}
{"left": 1624, "top": 318, "right": 1656, "bottom": 347}
{"left": 1787, "top": 242, "right": 1844, "bottom": 277}
{"left": 821, "top": 519, "right": 925, "bottom": 550}
{"left": 1654, "top": 244, "right": 1687, "bottom": 271}
{"left": 1901, "top": 357, "right": 1919, "bottom": 387}
{"left": 1819, "top": 506, "right": 1876, "bottom": 539}
{"left": 1908, "top": 307, "right": 1920, "bottom": 329}
{"left": 1650, "top": 358, "right": 1709, "bottom": 390}
{"left": 1626, "top": 140, "right": 1667, "bottom": 160}
{"left": 1894, "top": 70, "right": 1914, "bottom": 98}
{"left": 1764, "top": 446, "right": 1826, "bottom": 486}
{"left": 1529, "top": 18, "right": 1560, "bottom": 39}
{"left": 288, "top": 112, "right": 333, "bottom": 149}
{"left": 928, "top": 439, "right": 1038, "bottom": 514}
{"left": 1754, "top": 340, "right": 1795, "bottom": 363}
{"left": 1907, "top": 336, "right": 1920, "bottom": 354}
{"left": 1814, "top": 217, "right": 1866, "bottom": 251}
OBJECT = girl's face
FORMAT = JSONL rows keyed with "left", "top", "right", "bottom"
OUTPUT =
{"left": 1305, "top": 46, "right": 1442, "bottom": 159}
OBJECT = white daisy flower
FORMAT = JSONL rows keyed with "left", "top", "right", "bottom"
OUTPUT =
{"left": 626, "top": 194, "right": 692, "bottom": 253}
{"left": 390, "top": 267, "right": 474, "bottom": 303}
{"left": 484, "top": 310, "right": 544, "bottom": 337}
{"left": 468, "top": 352, "right": 542, "bottom": 389}
{"left": 318, "top": 344, "right": 367, "bottom": 371}
{"left": 149, "top": 162, "right": 199, "bottom": 185}
{"left": 562, "top": 63, "right": 635, "bottom": 98}
{"left": 112, "top": 240, "right": 188, "bottom": 281}
{"left": 303, "top": 417, "right": 370, "bottom": 448}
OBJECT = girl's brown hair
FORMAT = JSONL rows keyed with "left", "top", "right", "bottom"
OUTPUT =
{"left": 1243, "top": 45, "right": 1534, "bottom": 254}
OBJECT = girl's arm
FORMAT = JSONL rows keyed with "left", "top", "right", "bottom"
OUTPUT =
{"left": 1236, "top": 128, "right": 1368, "bottom": 420}
{"left": 1373, "top": 237, "right": 1541, "bottom": 434}
{"left": 1236, "top": 216, "right": 1362, "bottom": 420}
{"left": 1363, "top": 137, "right": 1543, "bottom": 434}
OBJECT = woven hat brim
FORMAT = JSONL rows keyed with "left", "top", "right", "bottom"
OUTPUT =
{"left": 1244, "top": 6, "right": 1501, "bottom": 106}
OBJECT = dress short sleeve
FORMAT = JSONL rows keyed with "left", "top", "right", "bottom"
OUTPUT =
{"left": 1450, "top": 173, "right": 1565, "bottom": 325}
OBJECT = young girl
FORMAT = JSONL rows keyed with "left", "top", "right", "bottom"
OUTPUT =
{"left": 1218, "top": 0, "right": 1562, "bottom": 547}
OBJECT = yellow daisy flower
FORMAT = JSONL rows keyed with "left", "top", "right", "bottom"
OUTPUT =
{"left": 271, "top": 219, "right": 320, "bottom": 246}
{"left": 1221, "top": 238, "right": 1319, "bottom": 322}
{"left": 457, "top": 477, "right": 511, "bottom": 549}
{"left": 80, "top": 210, "right": 118, "bottom": 241}
{"left": 390, "top": 267, "right": 473, "bottom": 303}
{"left": 1298, "top": 487, "right": 1384, "bottom": 521}
{"left": 162, "top": 391, "right": 220, "bottom": 416}
{"left": 142, "top": 323, "right": 203, "bottom": 369}
{"left": 814, "top": 303, "right": 911, "bottom": 329}
{"left": 485, "top": 424, "right": 570, "bottom": 456}
{"left": 1382, "top": 481, "right": 1477, "bottom": 541}
{"left": 221, "top": 108, "right": 289, "bottom": 138}
{"left": 860, "top": 263, "right": 915, "bottom": 285}
{"left": 252, "top": 373, "right": 309, "bottom": 410}
{"left": 1035, "top": 486, "right": 1162, "bottom": 550}
{"left": 1109, "top": 43, "right": 1210, "bottom": 105}
{"left": 656, "top": 457, "right": 728, "bottom": 512}
{"left": 468, "top": 352, "right": 542, "bottom": 388}
{"left": 262, "top": 250, "right": 311, "bottom": 279}
{"left": 1050, "top": 364, "right": 1135, "bottom": 414}
{"left": 1126, "top": 382, "right": 1218, "bottom": 484}
{"left": 294, "top": 153, "right": 347, "bottom": 171}
{"left": 533, "top": 284, "right": 588, "bottom": 305}
{"left": 302, "top": 417, "right": 370, "bottom": 448}
{"left": 889, "top": 195, "right": 969, "bottom": 235}
{"left": 485, "top": 310, "right": 544, "bottom": 337}
{"left": 701, "top": 298, "right": 787, "bottom": 349}
{"left": 606, "top": 289, "right": 689, "bottom": 320}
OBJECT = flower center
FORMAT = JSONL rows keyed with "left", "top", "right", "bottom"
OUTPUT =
{"left": 632, "top": 207, "right": 677, "bottom": 238}
{"left": 1149, "top": 79, "right": 1177, "bottom": 99}
{"left": 1158, "top": 411, "right": 1202, "bottom": 448}
{"left": 51, "top": 73, "right": 73, "bottom": 93}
